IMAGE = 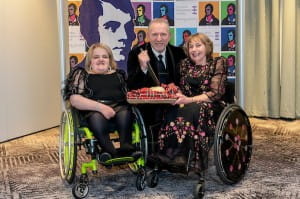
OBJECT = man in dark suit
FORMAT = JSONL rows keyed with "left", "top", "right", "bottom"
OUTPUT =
{"left": 127, "top": 18, "right": 186, "bottom": 154}
{"left": 127, "top": 18, "right": 185, "bottom": 89}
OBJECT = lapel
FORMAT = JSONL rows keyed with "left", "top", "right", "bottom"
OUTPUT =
{"left": 165, "top": 45, "right": 175, "bottom": 79}
{"left": 165, "top": 45, "right": 171, "bottom": 71}
{"left": 147, "top": 44, "right": 159, "bottom": 75}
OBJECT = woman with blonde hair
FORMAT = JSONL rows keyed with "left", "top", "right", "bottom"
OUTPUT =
{"left": 64, "top": 43, "right": 135, "bottom": 161}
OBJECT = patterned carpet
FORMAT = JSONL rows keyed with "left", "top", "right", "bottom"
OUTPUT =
{"left": 0, "top": 118, "right": 299, "bottom": 199}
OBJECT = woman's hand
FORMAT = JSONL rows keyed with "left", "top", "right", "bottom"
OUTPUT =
{"left": 70, "top": 95, "right": 116, "bottom": 119}
{"left": 174, "top": 93, "right": 193, "bottom": 105}
{"left": 98, "top": 103, "right": 116, "bottom": 119}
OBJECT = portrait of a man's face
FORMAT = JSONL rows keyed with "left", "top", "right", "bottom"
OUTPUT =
{"left": 137, "top": 6, "right": 144, "bottom": 17}
{"left": 68, "top": 4, "right": 75, "bottom": 16}
{"left": 227, "top": 5, "right": 234, "bottom": 15}
{"left": 227, "top": 56, "right": 235, "bottom": 66}
{"left": 183, "top": 32, "right": 190, "bottom": 42}
{"left": 227, "top": 31, "right": 234, "bottom": 41}
{"left": 70, "top": 56, "right": 78, "bottom": 68}
{"left": 98, "top": 1, "right": 132, "bottom": 62}
{"left": 78, "top": 0, "right": 135, "bottom": 70}
{"left": 160, "top": 6, "right": 167, "bottom": 16}
{"left": 137, "top": 31, "right": 146, "bottom": 42}
{"left": 205, "top": 5, "right": 213, "bottom": 15}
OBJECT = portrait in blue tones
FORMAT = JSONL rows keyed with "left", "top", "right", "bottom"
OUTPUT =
{"left": 221, "top": 27, "right": 236, "bottom": 51}
{"left": 78, "top": 0, "right": 136, "bottom": 71}
{"left": 176, "top": 28, "right": 197, "bottom": 47}
{"left": 153, "top": 2, "right": 174, "bottom": 26}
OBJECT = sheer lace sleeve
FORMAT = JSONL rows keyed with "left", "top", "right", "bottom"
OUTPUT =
{"left": 205, "top": 57, "right": 227, "bottom": 101}
{"left": 63, "top": 68, "right": 91, "bottom": 100}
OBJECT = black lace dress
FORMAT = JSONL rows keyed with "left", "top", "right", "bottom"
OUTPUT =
{"left": 63, "top": 68, "right": 133, "bottom": 156}
{"left": 63, "top": 68, "right": 129, "bottom": 114}
{"left": 158, "top": 57, "right": 227, "bottom": 170}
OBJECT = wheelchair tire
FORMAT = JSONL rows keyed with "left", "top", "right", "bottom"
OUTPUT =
{"left": 214, "top": 104, "right": 252, "bottom": 184}
{"left": 72, "top": 182, "right": 89, "bottom": 199}
{"left": 59, "top": 110, "right": 78, "bottom": 184}
{"left": 132, "top": 107, "right": 148, "bottom": 164}
{"left": 193, "top": 182, "right": 205, "bottom": 199}
{"left": 136, "top": 168, "right": 146, "bottom": 191}
{"left": 147, "top": 170, "right": 159, "bottom": 188}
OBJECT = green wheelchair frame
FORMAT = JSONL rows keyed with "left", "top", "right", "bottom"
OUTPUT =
{"left": 59, "top": 102, "right": 148, "bottom": 199}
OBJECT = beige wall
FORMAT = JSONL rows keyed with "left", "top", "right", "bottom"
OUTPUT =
{"left": 0, "top": 0, "right": 61, "bottom": 142}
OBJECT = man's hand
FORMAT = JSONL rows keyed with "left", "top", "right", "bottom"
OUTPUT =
{"left": 138, "top": 49, "right": 150, "bottom": 72}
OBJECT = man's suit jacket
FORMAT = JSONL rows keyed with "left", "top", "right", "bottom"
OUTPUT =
{"left": 127, "top": 43, "right": 186, "bottom": 90}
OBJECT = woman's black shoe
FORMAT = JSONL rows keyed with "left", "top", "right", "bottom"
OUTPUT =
{"left": 119, "top": 143, "right": 136, "bottom": 156}
{"left": 98, "top": 152, "right": 112, "bottom": 163}
{"left": 131, "top": 151, "right": 143, "bottom": 160}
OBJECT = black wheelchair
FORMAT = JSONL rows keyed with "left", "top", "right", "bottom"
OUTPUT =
{"left": 146, "top": 82, "right": 253, "bottom": 199}
{"left": 59, "top": 102, "right": 148, "bottom": 198}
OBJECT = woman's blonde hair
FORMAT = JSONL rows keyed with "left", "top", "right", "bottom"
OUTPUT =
{"left": 186, "top": 33, "right": 213, "bottom": 60}
{"left": 84, "top": 43, "right": 117, "bottom": 72}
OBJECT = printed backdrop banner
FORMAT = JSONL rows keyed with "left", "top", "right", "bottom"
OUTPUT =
{"left": 67, "top": 0, "right": 236, "bottom": 81}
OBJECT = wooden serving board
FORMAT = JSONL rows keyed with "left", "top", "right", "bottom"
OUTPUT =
{"left": 127, "top": 98, "right": 176, "bottom": 104}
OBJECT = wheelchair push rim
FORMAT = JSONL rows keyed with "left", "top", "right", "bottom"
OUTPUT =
{"left": 59, "top": 110, "right": 77, "bottom": 184}
{"left": 214, "top": 104, "right": 252, "bottom": 184}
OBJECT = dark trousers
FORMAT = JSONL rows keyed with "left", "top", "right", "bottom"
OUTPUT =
{"left": 137, "top": 104, "right": 176, "bottom": 154}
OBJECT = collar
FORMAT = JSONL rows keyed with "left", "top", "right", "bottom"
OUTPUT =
{"left": 151, "top": 47, "right": 166, "bottom": 60}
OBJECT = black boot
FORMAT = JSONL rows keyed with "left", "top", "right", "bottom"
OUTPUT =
{"left": 119, "top": 143, "right": 136, "bottom": 156}
{"left": 98, "top": 152, "right": 112, "bottom": 163}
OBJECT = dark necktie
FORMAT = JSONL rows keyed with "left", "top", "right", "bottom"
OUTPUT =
{"left": 158, "top": 54, "right": 167, "bottom": 84}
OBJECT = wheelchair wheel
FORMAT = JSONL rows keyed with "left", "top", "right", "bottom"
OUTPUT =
{"left": 136, "top": 168, "right": 146, "bottom": 191}
{"left": 59, "top": 109, "right": 77, "bottom": 184}
{"left": 214, "top": 104, "right": 252, "bottom": 184}
{"left": 147, "top": 170, "right": 159, "bottom": 188}
{"left": 193, "top": 182, "right": 205, "bottom": 199}
{"left": 72, "top": 183, "right": 89, "bottom": 199}
{"left": 132, "top": 106, "right": 148, "bottom": 163}
{"left": 72, "top": 175, "right": 89, "bottom": 199}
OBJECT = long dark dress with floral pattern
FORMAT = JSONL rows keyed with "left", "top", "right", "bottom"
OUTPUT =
{"left": 158, "top": 56, "right": 227, "bottom": 170}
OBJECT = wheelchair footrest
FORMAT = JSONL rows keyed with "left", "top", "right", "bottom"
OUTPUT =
{"left": 100, "top": 151, "right": 143, "bottom": 166}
